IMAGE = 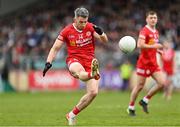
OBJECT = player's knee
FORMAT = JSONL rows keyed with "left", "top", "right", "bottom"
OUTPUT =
{"left": 158, "top": 80, "right": 166, "bottom": 89}
{"left": 138, "top": 86, "right": 143, "bottom": 92}
{"left": 88, "top": 90, "right": 98, "bottom": 97}
{"left": 138, "top": 82, "right": 144, "bottom": 90}
{"left": 71, "top": 72, "right": 79, "bottom": 79}
{"left": 159, "top": 83, "right": 165, "bottom": 89}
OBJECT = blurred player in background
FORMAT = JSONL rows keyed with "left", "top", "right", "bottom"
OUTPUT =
{"left": 119, "top": 59, "right": 133, "bottom": 91}
{"left": 42, "top": 7, "right": 108, "bottom": 125}
{"left": 161, "top": 41, "right": 175, "bottom": 100}
{"left": 127, "top": 11, "right": 166, "bottom": 116}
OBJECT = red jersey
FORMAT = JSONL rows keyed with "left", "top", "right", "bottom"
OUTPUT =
{"left": 137, "top": 25, "right": 159, "bottom": 69}
{"left": 162, "top": 48, "right": 175, "bottom": 75}
{"left": 57, "top": 22, "right": 95, "bottom": 60}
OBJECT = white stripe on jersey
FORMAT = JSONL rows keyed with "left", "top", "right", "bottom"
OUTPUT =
{"left": 139, "top": 34, "right": 146, "bottom": 39}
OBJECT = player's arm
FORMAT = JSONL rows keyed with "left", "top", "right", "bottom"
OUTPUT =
{"left": 93, "top": 25, "right": 108, "bottom": 43}
{"left": 137, "top": 37, "right": 163, "bottom": 49}
{"left": 46, "top": 39, "right": 63, "bottom": 63}
{"left": 157, "top": 49, "right": 163, "bottom": 55}
{"left": 43, "top": 39, "right": 63, "bottom": 76}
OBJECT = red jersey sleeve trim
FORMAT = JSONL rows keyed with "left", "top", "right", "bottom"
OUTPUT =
{"left": 139, "top": 34, "right": 146, "bottom": 39}
{"left": 57, "top": 35, "right": 64, "bottom": 42}
{"left": 57, "top": 38, "right": 64, "bottom": 41}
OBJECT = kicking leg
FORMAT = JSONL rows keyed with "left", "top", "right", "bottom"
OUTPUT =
{"left": 69, "top": 62, "right": 91, "bottom": 81}
{"left": 69, "top": 58, "right": 100, "bottom": 81}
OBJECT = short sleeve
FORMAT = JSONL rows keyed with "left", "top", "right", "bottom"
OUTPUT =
{"left": 57, "top": 28, "right": 67, "bottom": 42}
{"left": 139, "top": 29, "right": 146, "bottom": 39}
{"left": 88, "top": 22, "right": 95, "bottom": 33}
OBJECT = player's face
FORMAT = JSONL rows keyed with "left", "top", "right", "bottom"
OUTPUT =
{"left": 75, "top": 16, "right": 88, "bottom": 30}
{"left": 146, "top": 14, "right": 158, "bottom": 27}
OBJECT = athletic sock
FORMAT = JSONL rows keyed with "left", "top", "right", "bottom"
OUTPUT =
{"left": 143, "top": 95, "right": 151, "bottom": 104}
{"left": 128, "top": 101, "right": 135, "bottom": 110}
{"left": 69, "top": 106, "right": 80, "bottom": 118}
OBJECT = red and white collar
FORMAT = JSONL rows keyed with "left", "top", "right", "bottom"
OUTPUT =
{"left": 73, "top": 23, "right": 83, "bottom": 33}
{"left": 146, "top": 25, "right": 156, "bottom": 33}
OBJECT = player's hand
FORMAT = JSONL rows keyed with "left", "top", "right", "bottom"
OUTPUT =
{"left": 154, "top": 43, "right": 163, "bottom": 49}
{"left": 93, "top": 25, "right": 103, "bottom": 35}
{"left": 43, "top": 62, "right": 52, "bottom": 77}
{"left": 157, "top": 49, "right": 163, "bottom": 55}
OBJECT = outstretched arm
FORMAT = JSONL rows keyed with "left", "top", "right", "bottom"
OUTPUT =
{"left": 93, "top": 25, "right": 108, "bottom": 43}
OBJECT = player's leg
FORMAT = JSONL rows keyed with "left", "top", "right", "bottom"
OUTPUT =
{"left": 146, "top": 70, "right": 165, "bottom": 100}
{"left": 66, "top": 61, "right": 89, "bottom": 125}
{"left": 69, "top": 58, "right": 100, "bottom": 81}
{"left": 66, "top": 79, "right": 99, "bottom": 125}
{"left": 76, "top": 79, "right": 99, "bottom": 110}
{"left": 127, "top": 74, "right": 146, "bottom": 116}
{"left": 164, "top": 75, "right": 173, "bottom": 100}
{"left": 69, "top": 62, "right": 90, "bottom": 81}
{"left": 166, "top": 82, "right": 173, "bottom": 100}
{"left": 140, "top": 71, "right": 165, "bottom": 113}
{"left": 163, "top": 73, "right": 168, "bottom": 99}
{"left": 66, "top": 58, "right": 100, "bottom": 125}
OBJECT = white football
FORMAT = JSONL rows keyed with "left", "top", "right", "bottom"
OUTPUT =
{"left": 119, "top": 36, "right": 136, "bottom": 54}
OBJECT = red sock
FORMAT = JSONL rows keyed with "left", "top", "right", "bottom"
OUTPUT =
{"left": 146, "top": 95, "right": 152, "bottom": 99}
{"left": 72, "top": 106, "right": 80, "bottom": 115}
{"left": 129, "top": 101, "right": 135, "bottom": 106}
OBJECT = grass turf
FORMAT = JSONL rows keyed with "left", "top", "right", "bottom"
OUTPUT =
{"left": 0, "top": 90, "right": 180, "bottom": 126}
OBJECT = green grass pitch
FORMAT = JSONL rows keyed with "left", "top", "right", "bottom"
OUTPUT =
{"left": 0, "top": 90, "right": 180, "bottom": 126}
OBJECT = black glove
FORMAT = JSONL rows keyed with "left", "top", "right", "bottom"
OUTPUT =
{"left": 93, "top": 25, "right": 103, "bottom": 35}
{"left": 43, "top": 62, "right": 52, "bottom": 77}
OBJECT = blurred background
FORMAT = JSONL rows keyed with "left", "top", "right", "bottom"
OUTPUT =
{"left": 0, "top": 0, "right": 180, "bottom": 92}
